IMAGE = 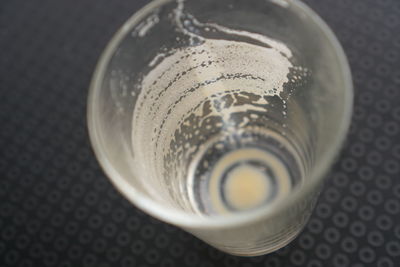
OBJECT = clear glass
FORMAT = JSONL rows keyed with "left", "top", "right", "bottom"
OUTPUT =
{"left": 88, "top": 0, "right": 353, "bottom": 256}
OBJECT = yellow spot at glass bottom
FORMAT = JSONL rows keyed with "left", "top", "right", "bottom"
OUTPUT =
{"left": 224, "top": 164, "right": 270, "bottom": 210}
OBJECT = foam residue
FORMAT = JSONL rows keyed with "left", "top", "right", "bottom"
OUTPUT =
{"left": 128, "top": 1, "right": 308, "bottom": 210}
{"left": 132, "top": 12, "right": 160, "bottom": 37}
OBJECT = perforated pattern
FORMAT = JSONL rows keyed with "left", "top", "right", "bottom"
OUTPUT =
{"left": 0, "top": 0, "right": 399, "bottom": 266}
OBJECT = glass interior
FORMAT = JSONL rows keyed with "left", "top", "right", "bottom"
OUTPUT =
{"left": 89, "top": 0, "right": 352, "bottom": 221}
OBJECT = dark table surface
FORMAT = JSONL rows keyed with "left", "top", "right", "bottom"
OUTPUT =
{"left": 1, "top": 0, "right": 399, "bottom": 266}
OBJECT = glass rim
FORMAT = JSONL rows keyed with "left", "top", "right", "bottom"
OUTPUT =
{"left": 87, "top": 0, "right": 353, "bottom": 229}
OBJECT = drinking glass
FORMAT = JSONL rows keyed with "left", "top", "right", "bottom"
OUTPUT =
{"left": 88, "top": 0, "right": 353, "bottom": 256}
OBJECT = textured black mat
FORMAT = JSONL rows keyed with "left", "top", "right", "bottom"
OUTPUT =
{"left": 1, "top": 0, "right": 399, "bottom": 266}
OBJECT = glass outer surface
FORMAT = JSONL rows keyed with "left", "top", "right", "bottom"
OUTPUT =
{"left": 87, "top": 0, "right": 353, "bottom": 256}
